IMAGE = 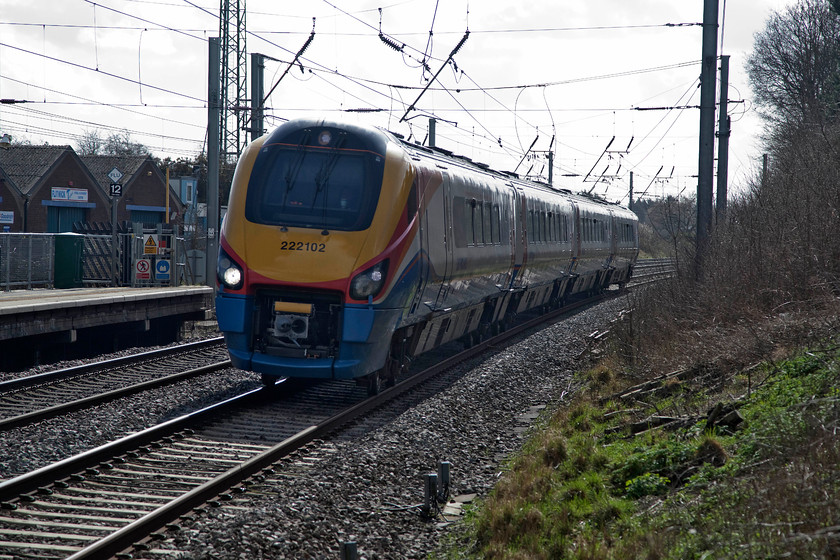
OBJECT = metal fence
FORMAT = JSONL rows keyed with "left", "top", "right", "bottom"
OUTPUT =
{"left": 0, "top": 234, "right": 55, "bottom": 291}
{"left": 0, "top": 228, "right": 211, "bottom": 291}
{"left": 176, "top": 226, "right": 208, "bottom": 286}
{"left": 82, "top": 234, "right": 118, "bottom": 286}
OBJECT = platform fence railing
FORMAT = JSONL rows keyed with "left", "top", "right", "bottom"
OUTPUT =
{"left": 0, "top": 233, "right": 55, "bottom": 291}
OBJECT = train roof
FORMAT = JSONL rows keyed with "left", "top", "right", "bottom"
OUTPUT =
{"left": 385, "top": 128, "right": 634, "bottom": 214}
{"left": 259, "top": 118, "right": 635, "bottom": 216}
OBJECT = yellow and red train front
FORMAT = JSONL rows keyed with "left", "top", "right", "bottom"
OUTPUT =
{"left": 215, "top": 120, "right": 418, "bottom": 380}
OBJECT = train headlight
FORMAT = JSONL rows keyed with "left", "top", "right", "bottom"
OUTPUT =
{"left": 349, "top": 260, "right": 388, "bottom": 300}
{"left": 217, "top": 249, "right": 244, "bottom": 290}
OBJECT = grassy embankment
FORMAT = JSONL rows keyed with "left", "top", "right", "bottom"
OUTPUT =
{"left": 438, "top": 284, "right": 840, "bottom": 558}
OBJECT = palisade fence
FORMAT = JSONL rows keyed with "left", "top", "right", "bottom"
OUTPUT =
{"left": 0, "top": 228, "right": 210, "bottom": 291}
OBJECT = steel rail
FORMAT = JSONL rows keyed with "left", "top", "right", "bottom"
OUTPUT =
{"left": 0, "top": 337, "right": 224, "bottom": 393}
{"left": 0, "top": 386, "right": 266, "bottom": 503}
{"left": 0, "top": 360, "right": 232, "bottom": 431}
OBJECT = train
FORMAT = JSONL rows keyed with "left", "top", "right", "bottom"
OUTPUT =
{"left": 215, "top": 118, "right": 639, "bottom": 393}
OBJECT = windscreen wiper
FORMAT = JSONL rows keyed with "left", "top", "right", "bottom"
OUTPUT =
{"left": 313, "top": 132, "right": 347, "bottom": 234}
{"left": 312, "top": 132, "right": 347, "bottom": 202}
{"left": 283, "top": 130, "right": 311, "bottom": 205}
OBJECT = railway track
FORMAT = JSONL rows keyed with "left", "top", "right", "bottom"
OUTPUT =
{"left": 629, "top": 257, "right": 675, "bottom": 284}
{"left": 0, "top": 339, "right": 229, "bottom": 432}
{"left": 0, "top": 287, "right": 624, "bottom": 559}
{"left": 0, "top": 260, "right": 673, "bottom": 558}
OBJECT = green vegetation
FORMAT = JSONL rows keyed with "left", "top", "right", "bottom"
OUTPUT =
{"left": 443, "top": 347, "right": 840, "bottom": 559}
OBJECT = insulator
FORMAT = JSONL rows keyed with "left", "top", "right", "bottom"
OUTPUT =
{"left": 449, "top": 30, "right": 470, "bottom": 58}
{"left": 379, "top": 33, "right": 404, "bottom": 52}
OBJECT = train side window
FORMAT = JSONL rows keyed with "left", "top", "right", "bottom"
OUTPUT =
{"left": 492, "top": 204, "right": 501, "bottom": 244}
{"left": 483, "top": 202, "right": 492, "bottom": 245}
{"left": 531, "top": 208, "right": 538, "bottom": 243}
{"left": 542, "top": 212, "right": 551, "bottom": 243}
{"left": 467, "top": 199, "right": 476, "bottom": 246}
{"left": 452, "top": 196, "right": 466, "bottom": 248}
{"left": 527, "top": 210, "right": 534, "bottom": 243}
{"left": 547, "top": 212, "right": 554, "bottom": 243}
{"left": 407, "top": 179, "right": 418, "bottom": 220}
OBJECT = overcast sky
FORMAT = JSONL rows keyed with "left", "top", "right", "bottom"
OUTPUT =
{"left": 0, "top": 0, "right": 792, "bottom": 203}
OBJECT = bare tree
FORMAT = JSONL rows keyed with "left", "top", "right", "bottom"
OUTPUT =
{"left": 76, "top": 129, "right": 149, "bottom": 156}
{"left": 103, "top": 130, "right": 149, "bottom": 156}
{"left": 746, "top": 0, "right": 840, "bottom": 127}
{"left": 77, "top": 129, "right": 103, "bottom": 156}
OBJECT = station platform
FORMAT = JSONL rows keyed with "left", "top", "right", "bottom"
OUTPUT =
{"left": 0, "top": 286, "right": 214, "bottom": 368}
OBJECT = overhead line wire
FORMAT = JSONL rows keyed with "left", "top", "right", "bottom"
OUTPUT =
{"left": 0, "top": 42, "right": 206, "bottom": 103}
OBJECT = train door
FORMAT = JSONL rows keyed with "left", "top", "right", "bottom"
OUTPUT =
{"left": 568, "top": 202, "right": 580, "bottom": 275}
{"left": 425, "top": 171, "right": 454, "bottom": 310}
{"left": 604, "top": 210, "right": 616, "bottom": 267}
{"left": 509, "top": 187, "right": 527, "bottom": 288}
{"left": 407, "top": 170, "right": 429, "bottom": 317}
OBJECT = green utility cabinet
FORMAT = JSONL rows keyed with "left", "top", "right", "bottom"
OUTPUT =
{"left": 54, "top": 233, "right": 84, "bottom": 289}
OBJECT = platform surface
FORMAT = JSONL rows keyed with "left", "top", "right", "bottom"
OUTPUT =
{"left": 0, "top": 286, "right": 214, "bottom": 341}
{"left": 0, "top": 286, "right": 213, "bottom": 315}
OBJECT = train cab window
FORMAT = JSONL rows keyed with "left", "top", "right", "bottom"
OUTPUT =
{"left": 245, "top": 137, "right": 384, "bottom": 232}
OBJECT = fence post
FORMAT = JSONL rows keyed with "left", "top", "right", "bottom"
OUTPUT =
{"left": 2, "top": 235, "right": 8, "bottom": 291}
{"left": 27, "top": 234, "right": 33, "bottom": 289}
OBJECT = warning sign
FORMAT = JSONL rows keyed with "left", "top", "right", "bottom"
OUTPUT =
{"left": 135, "top": 259, "right": 151, "bottom": 280}
{"left": 143, "top": 234, "right": 158, "bottom": 255}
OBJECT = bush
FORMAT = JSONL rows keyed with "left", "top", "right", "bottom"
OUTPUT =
{"left": 625, "top": 472, "right": 671, "bottom": 498}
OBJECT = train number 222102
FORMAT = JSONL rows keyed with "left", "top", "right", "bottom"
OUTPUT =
{"left": 279, "top": 241, "right": 326, "bottom": 252}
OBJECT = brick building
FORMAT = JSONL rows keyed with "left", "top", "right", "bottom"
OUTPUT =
{"left": 0, "top": 146, "right": 184, "bottom": 232}
{"left": 82, "top": 155, "right": 185, "bottom": 226}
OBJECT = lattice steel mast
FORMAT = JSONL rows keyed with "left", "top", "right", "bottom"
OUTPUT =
{"left": 219, "top": 0, "right": 247, "bottom": 163}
